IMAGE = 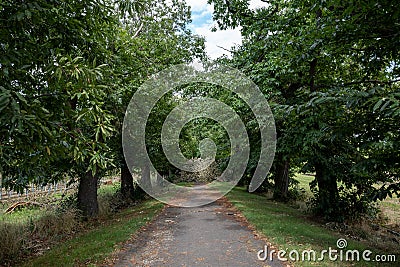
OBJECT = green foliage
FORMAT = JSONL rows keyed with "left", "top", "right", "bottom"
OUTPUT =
{"left": 0, "top": 0, "right": 205, "bottom": 199}
{"left": 106, "top": 0, "right": 206, "bottom": 179}
{"left": 210, "top": 0, "right": 400, "bottom": 220}
{"left": 0, "top": 0, "right": 120, "bottom": 191}
{"left": 2, "top": 0, "right": 398, "bottom": 222}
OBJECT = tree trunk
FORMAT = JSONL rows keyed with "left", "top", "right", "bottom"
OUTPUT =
{"left": 77, "top": 171, "right": 99, "bottom": 218}
{"left": 141, "top": 163, "right": 151, "bottom": 190}
{"left": 121, "top": 163, "right": 135, "bottom": 199}
{"left": 156, "top": 172, "right": 164, "bottom": 187}
{"left": 272, "top": 121, "right": 290, "bottom": 200}
{"left": 273, "top": 153, "right": 290, "bottom": 200}
{"left": 314, "top": 161, "right": 339, "bottom": 216}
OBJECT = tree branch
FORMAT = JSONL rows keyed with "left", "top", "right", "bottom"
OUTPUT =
{"left": 225, "top": 0, "right": 252, "bottom": 18}
{"left": 216, "top": 45, "right": 234, "bottom": 53}
{"left": 132, "top": 22, "right": 143, "bottom": 38}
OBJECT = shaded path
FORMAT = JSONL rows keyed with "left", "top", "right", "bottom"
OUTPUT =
{"left": 113, "top": 192, "right": 282, "bottom": 267}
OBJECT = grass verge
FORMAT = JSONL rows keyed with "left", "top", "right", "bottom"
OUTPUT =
{"left": 226, "top": 187, "right": 398, "bottom": 267}
{"left": 20, "top": 200, "right": 164, "bottom": 267}
{"left": 175, "top": 182, "right": 194, "bottom": 187}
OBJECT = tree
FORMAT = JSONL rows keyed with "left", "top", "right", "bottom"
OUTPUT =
{"left": 209, "top": 0, "right": 399, "bottom": 219}
{"left": 1, "top": 0, "right": 138, "bottom": 217}
{"left": 106, "top": 0, "right": 205, "bottom": 199}
{"left": 1, "top": 0, "right": 205, "bottom": 216}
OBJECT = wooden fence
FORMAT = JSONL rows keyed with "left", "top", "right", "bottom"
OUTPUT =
{"left": 0, "top": 174, "right": 118, "bottom": 201}
{"left": 0, "top": 181, "right": 76, "bottom": 201}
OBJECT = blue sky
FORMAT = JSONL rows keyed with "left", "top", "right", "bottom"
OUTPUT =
{"left": 186, "top": 0, "right": 241, "bottom": 59}
{"left": 185, "top": 0, "right": 268, "bottom": 59}
{"left": 191, "top": 9, "right": 213, "bottom": 26}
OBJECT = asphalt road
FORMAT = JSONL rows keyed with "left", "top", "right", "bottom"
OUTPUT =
{"left": 113, "top": 196, "right": 283, "bottom": 267}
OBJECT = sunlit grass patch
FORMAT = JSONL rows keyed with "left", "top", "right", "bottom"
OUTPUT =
{"left": 227, "top": 187, "right": 397, "bottom": 267}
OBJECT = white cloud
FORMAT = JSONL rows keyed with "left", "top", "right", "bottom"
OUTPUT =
{"left": 186, "top": 0, "right": 209, "bottom": 12}
{"left": 249, "top": 0, "right": 270, "bottom": 9}
{"left": 185, "top": 0, "right": 269, "bottom": 59}
{"left": 186, "top": 0, "right": 242, "bottom": 59}
{"left": 186, "top": 0, "right": 268, "bottom": 12}
{"left": 195, "top": 25, "right": 242, "bottom": 59}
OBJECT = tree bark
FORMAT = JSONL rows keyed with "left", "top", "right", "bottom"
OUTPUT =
{"left": 273, "top": 153, "right": 290, "bottom": 200}
{"left": 156, "top": 172, "right": 164, "bottom": 187}
{"left": 272, "top": 121, "right": 290, "bottom": 200}
{"left": 314, "top": 162, "right": 339, "bottom": 216}
{"left": 77, "top": 171, "right": 99, "bottom": 218}
{"left": 141, "top": 163, "right": 151, "bottom": 190}
{"left": 121, "top": 162, "right": 135, "bottom": 199}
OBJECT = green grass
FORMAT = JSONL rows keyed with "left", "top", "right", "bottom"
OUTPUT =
{"left": 98, "top": 182, "right": 120, "bottom": 195}
{"left": 379, "top": 198, "right": 400, "bottom": 225}
{"left": 1, "top": 183, "right": 161, "bottom": 266}
{"left": 21, "top": 200, "right": 164, "bottom": 267}
{"left": 176, "top": 181, "right": 195, "bottom": 187}
{"left": 0, "top": 206, "right": 43, "bottom": 225}
{"left": 227, "top": 187, "right": 397, "bottom": 266}
{"left": 0, "top": 184, "right": 118, "bottom": 225}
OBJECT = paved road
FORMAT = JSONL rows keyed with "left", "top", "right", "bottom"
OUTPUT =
{"left": 113, "top": 196, "right": 282, "bottom": 267}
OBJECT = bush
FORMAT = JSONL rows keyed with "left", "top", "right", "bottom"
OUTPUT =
{"left": 287, "top": 185, "right": 307, "bottom": 202}
{"left": 0, "top": 222, "right": 27, "bottom": 264}
{"left": 99, "top": 182, "right": 146, "bottom": 214}
{"left": 308, "top": 189, "right": 380, "bottom": 222}
{"left": 32, "top": 208, "right": 80, "bottom": 240}
{"left": 179, "top": 159, "right": 221, "bottom": 183}
{"left": 0, "top": 183, "right": 144, "bottom": 265}
{"left": 0, "top": 205, "right": 81, "bottom": 266}
{"left": 57, "top": 192, "right": 79, "bottom": 213}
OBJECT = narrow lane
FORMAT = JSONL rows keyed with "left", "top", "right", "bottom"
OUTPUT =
{"left": 114, "top": 193, "right": 282, "bottom": 267}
